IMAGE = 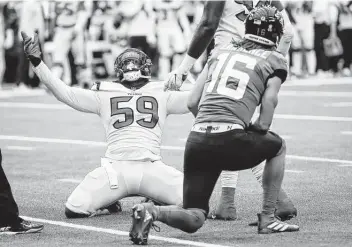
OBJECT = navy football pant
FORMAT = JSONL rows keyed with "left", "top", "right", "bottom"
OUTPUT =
{"left": 183, "top": 129, "right": 283, "bottom": 214}
{"left": 0, "top": 149, "right": 21, "bottom": 227}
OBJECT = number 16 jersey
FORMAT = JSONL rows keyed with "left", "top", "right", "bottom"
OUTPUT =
{"left": 196, "top": 46, "right": 288, "bottom": 128}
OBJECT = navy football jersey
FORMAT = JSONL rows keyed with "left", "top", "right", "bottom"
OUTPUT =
{"left": 195, "top": 46, "right": 287, "bottom": 128}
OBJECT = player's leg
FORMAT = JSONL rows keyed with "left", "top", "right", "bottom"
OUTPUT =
{"left": 243, "top": 131, "right": 299, "bottom": 234}
{"left": 138, "top": 161, "right": 183, "bottom": 206}
{"left": 51, "top": 28, "right": 72, "bottom": 84}
{"left": 65, "top": 159, "right": 129, "bottom": 218}
{"left": 157, "top": 22, "right": 172, "bottom": 80}
{"left": 0, "top": 149, "right": 44, "bottom": 234}
{"left": 290, "top": 26, "right": 303, "bottom": 77}
{"left": 71, "top": 30, "right": 90, "bottom": 87}
{"left": 210, "top": 171, "right": 238, "bottom": 220}
{"left": 170, "top": 23, "right": 187, "bottom": 72}
{"left": 250, "top": 163, "right": 297, "bottom": 222}
{"left": 129, "top": 132, "right": 221, "bottom": 244}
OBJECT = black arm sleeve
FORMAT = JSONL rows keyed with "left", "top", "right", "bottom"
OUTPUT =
{"left": 187, "top": 1, "right": 226, "bottom": 59}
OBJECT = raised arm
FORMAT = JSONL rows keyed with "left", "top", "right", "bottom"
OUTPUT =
{"left": 178, "top": 1, "right": 226, "bottom": 73}
{"left": 21, "top": 31, "right": 100, "bottom": 114}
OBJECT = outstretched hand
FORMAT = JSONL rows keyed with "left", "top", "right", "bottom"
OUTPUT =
{"left": 21, "top": 30, "right": 42, "bottom": 67}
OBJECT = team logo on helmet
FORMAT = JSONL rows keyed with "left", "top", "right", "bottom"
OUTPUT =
{"left": 244, "top": 6, "right": 284, "bottom": 46}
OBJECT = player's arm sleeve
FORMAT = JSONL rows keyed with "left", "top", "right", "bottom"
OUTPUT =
{"left": 257, "top": 76, "right": 282, "bottom": 131}
{"left": 267, "top": 52, "right": 289, "bottom": 83}
{"left": 32, "top": 61, "right": 100, "bottom": 114}
{"left": 166, "top": 91, "right": 190, "bottom": 115}
{"left": 178, "top": 1, "right": 225, "bottom": 73}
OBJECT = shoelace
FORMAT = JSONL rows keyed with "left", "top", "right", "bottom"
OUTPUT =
{"left": 151, "top": 223, "right": 160, "bottom": 232}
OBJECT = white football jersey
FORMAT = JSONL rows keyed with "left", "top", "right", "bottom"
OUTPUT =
{"left": 214, "top": 0, "right": 272, "bottom": 48}
{"left": 214, "top": 0, "right": 247, "bottom": 48}
{"left": 91, "top": 81, "right": 189, "bottom": 161}
{"left": 33, "top": 62, "right": 189, "bottom": 162}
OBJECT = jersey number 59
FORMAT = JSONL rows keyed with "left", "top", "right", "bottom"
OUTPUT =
{"left": 110, "top": 96, "right": 159, "bottom": 129}
{"left": 207, "top": 52, "right": 257, "bottom": 100}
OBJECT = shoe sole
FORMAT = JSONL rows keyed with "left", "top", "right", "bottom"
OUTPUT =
{"left": 258, "top": 228, "right": 299, "bottom": 234}
{"left": 249, "top": 214, "right": 297, "bottom": 227}
{"left": 0, "top": 227, "right": 44, "bottom": 235}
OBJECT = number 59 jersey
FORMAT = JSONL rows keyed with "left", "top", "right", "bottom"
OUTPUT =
{"left": 92, "top": 81, "right": 189, "bottom": 161}
{"left": 196, "top": 46, "right": 288, "bottom": 128}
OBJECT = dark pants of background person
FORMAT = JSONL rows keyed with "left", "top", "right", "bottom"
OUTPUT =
{"left": 314, "top": 23, "right": 330, "bottom": 72}
{"left": 338, "top": 29, "right": 352, "bottom": 69}
{"left": 16, "top": 41, "right": 43, "bottom": 88}
{"left": 0, "top": 149, "right": 21, "bottom": 227}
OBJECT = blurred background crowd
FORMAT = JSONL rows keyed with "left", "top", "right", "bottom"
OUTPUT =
{"left": 0, "top": 0, "right": 351, "bottom": 91}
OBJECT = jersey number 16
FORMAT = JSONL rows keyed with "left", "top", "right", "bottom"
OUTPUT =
{"left": 206, "top": 52, "right": 257, "bottom": 100}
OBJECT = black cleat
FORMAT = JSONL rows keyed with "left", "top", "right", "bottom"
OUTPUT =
{"left": 0, "top": 219, "right": 44, "bottom": 235}
{"left": 129, "top": 203, "right": 160, "bottom": 245}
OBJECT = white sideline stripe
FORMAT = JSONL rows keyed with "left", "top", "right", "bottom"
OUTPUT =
{"left": 0, "top": 89, "right": 46, "bottom": 98}
{"left": 2, "top": 101, "right": 352, "bottom": 122}
{"left": 20, "top": 216, "right": 232, "bottom": 247}
{"left": 337, "top": 165, "right": 352, "bottom": 167}
{"left": 5, "top": 145, "right": 35, "bottom": 151}
{"left": 284, "top": 78, "right": 352, "bottom": 86}
{"left": 285, "top": 170, "right": 304, "bottom": 173}
{"left": 0, "top": 102, "right": 70, "bottom": 110}
{"left": 274, "top": 114, "right": 352, "bottom": 122}
{"left": 279, "top": 91, "right": 352, "bottom": 97}
{"left": 324, "top": 102, "right": 352, "bottom": 107}
{"left": 341, "top": 131, "right": 352, "bottom": 135}
{"left": 0, "top": 135, "right": 106, "bottom": 147}
{"left": 1, "top": 135, "right": 352, "bottom": 165}
{"left": 58, "top": 178, "right": 81, "bottom": 184}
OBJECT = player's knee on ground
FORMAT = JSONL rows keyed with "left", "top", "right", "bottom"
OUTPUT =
{"left": 65, "top": 167, "right": 106, "bottom": 218}
{"left": 65, "top": 206, "right": 89, "bottom": 218}
{"left": 183, "top": 209, "right": 206, "bottom": 233}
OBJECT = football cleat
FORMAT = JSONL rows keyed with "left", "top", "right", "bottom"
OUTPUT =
{"left": 249, "top": 200, "right": 297, "bottom": 226}
{"left": 257, "top": 213, "right": 299, "bottom": 234}
{"left": 0, "top": 219, "right": 44, "bottom": 235}
{"left": 208, "top": 202, "right": 237, "bottom": 221}
{"left": 106, "top": 201, "right": 123, "bottom": 214}
{"left": 129, "top": 203, "right": 160, "bottom": 245}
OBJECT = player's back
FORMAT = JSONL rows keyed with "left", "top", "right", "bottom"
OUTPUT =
{"left": 196, "top": 45, "right": 287, "bottom": 128}
{"left": 93, "top": 81, "right": 170, "bottom": 161}
{"left": 214, "top": 0, "right": 246, "bottom": 48}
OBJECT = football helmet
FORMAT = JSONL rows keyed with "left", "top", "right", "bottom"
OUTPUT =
{"left": 244, "top": 6, "right": 284, "bottom": 46}
{"left": 114, "top": 48, "right": 152, "bottom": 82}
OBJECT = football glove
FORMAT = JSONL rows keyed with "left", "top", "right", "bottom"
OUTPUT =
{"left": 247, "top": 120, "right": 268, "bottom": 134}
{"left": 164, "top": 69, "right": 188, "bottom": 91}
{"left": 21, "top": 30, "right": 41, "bottom": 67}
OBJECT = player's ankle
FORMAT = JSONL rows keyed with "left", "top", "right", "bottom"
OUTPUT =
{"left": 220, "top": 187, "right": 235, "bottom": 204}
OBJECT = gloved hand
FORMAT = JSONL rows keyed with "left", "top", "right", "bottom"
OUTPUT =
{"left": 21, "top": 30, "right": 42, "bottom": 67}
{"left": 164, "top": 69, "right": 188, "bottom": 91}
